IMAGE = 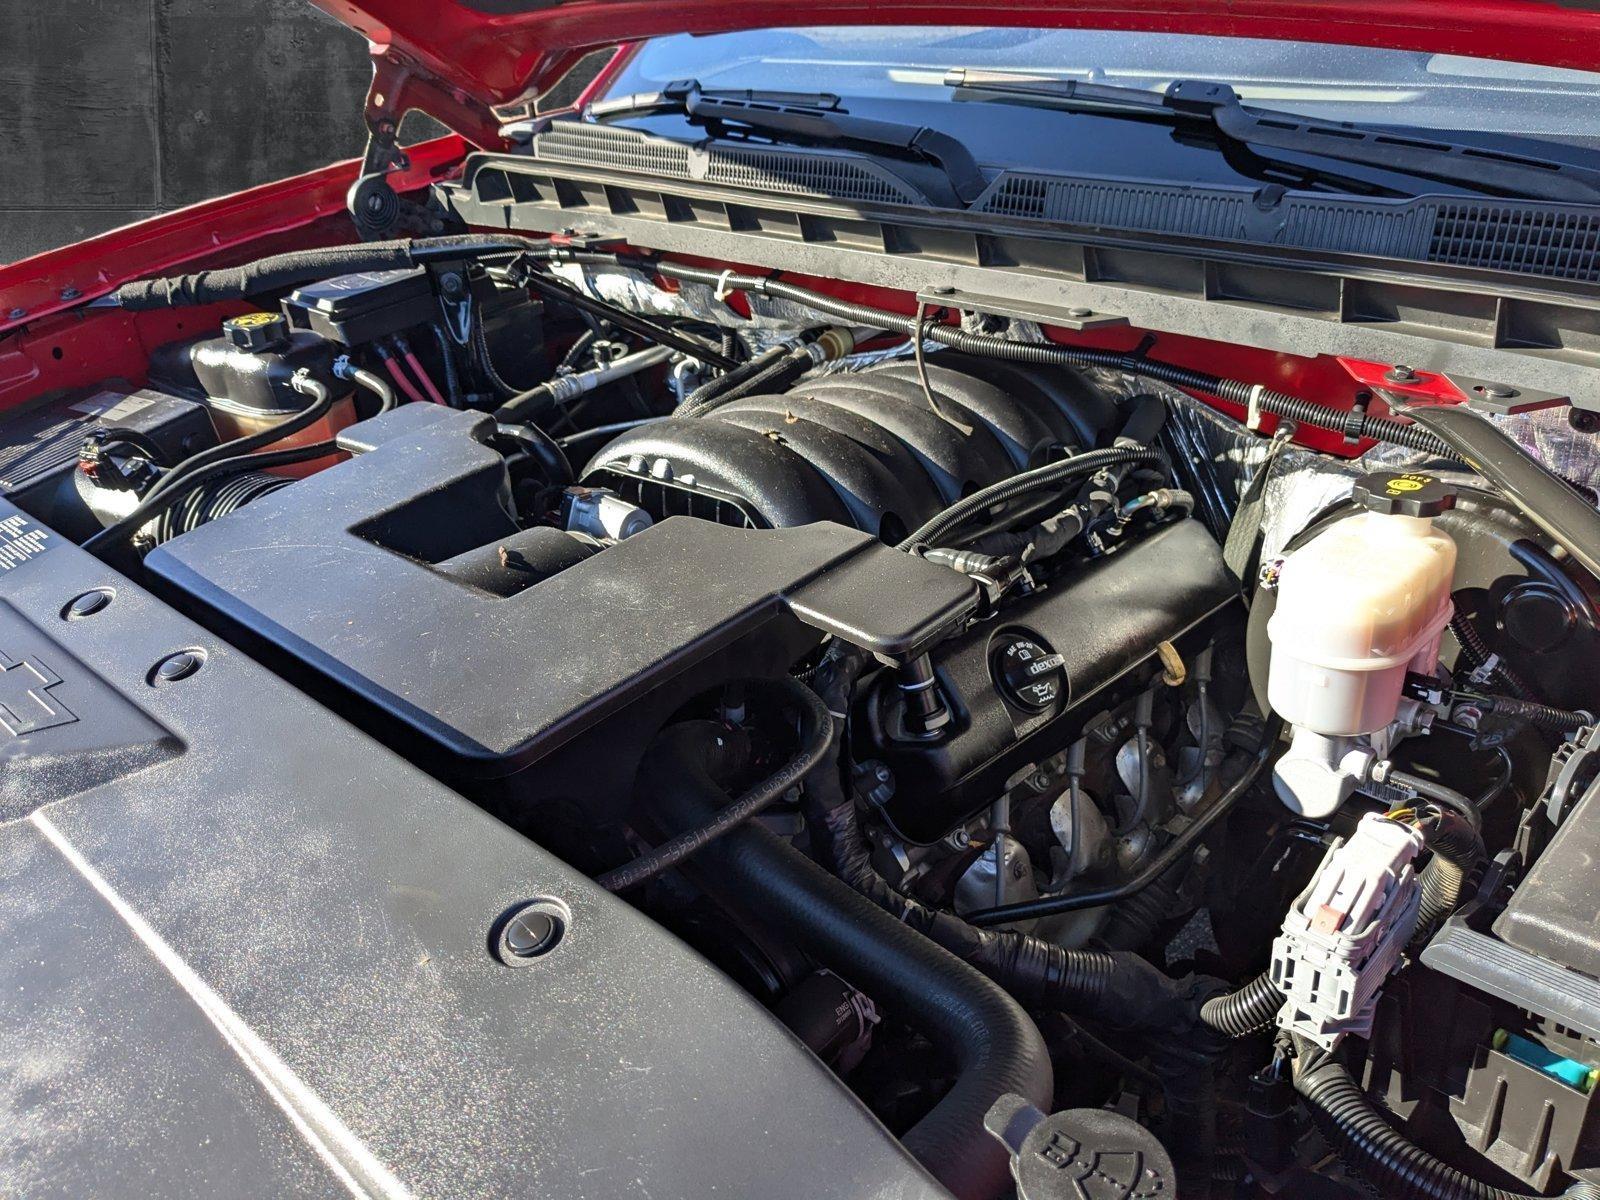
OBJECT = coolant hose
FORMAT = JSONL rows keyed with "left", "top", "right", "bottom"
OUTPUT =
{"left": 1292, "top": 1039, "right": 1599, "bottom": 1200}
{"left": 639, "top": 719, "right": 1053, "bottom": 1200}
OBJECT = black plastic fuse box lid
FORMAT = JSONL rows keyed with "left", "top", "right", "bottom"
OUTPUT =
{"left": 284, "top": 267, "right": 437, "bottom": 345}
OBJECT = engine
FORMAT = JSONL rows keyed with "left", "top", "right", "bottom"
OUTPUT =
{"left": 13, "top": 235, "right": 1600, "bottom": 1200}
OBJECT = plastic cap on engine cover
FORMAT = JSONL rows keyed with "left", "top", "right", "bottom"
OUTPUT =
{"left": 1353, "top": 470, "right": 1456, "bottom": 519}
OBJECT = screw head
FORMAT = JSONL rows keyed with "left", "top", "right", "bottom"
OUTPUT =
{"left": 1570, "top": 408, "right": 1600, "bottom": 434}
{"left": 1385, "top": 364, "right": 1418, "bottom": 384}
{"left": 63, "top": 589, "right": 113, "bottom": 620}
{"left": 1066, "top": 306, "right": 1094, "bottom": 319}
{"left": 152, "top": 650, "right": 205, "bottom": 684}
{"left": 7, "top": 308, "right": 24, "bottom": 321}
{"left": 59, "top": 286, "right": 80, "bottom": 301}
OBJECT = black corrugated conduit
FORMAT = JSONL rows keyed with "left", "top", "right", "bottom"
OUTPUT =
{"left": 1292, "top": 1035, "right": 1600, "bottom": 1200}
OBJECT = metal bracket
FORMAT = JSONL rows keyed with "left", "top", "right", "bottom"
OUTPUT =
{"left": 914, "top": 287, "right": 1127, "bottom": 332}
{"left": 1336, "top": 357, "right": 1571, "bottom": 418}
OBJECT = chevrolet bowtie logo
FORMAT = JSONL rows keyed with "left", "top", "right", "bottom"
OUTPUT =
{"left": 0, "top": 650, "right": 76, "bottom": 737}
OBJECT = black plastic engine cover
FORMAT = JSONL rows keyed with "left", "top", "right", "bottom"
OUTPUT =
{"left": 146, "top": 403, "right": 977, "bottom": 807}
{"left": 868, "top": 519, "right": 1240, "bottom": 843}
{"left": 0, "top": 496, "right": 946, "bottom": 1200}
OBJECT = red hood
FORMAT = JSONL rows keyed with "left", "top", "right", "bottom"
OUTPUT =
{"left": 316, "top": 0, "right": 1600, "bottom": 122}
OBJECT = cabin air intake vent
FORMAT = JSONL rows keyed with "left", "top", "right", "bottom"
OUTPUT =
{"left": 1427, "top": 203, "right": 1600, "bottom": 282}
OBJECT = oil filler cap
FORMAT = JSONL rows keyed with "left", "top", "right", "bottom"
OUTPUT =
{"left": 1353, "top": 470, "right": 1456, "bottom": 519}
{"left": 993, "top": 635, "right": 1067, "bottom": 712}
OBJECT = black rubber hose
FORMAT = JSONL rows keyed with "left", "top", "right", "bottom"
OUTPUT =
{"left": 898, "top": 446, "right": 1162, "bottom": 551}
{"left": 1292, "top": 1040, "right": 1594, "bottom": 1200}
{"left": 82, "top": 438, "right": 336, "bottom": 557}
{"left": 494, "top": 421, "right": 574, "bottom": 489}
{"left": 110, "top": 234, "right": 544, "bottom": 310}
{"left": 648, "top": 263, "right": 1454, "bottom": 457}
{"left": 639, "top": 719, "right": 1053, "bottom": 1200}
{"left": 596, "top": 677, "right": 833, "bottom": 893}
{"left": 346, "top": 364, "right": 397, "bottom": 414}
{"left": 142, "top": 373, "right": 336, "bottom": 507}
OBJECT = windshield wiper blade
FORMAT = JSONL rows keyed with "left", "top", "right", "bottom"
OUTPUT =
{"left": 946, "top": 69, "right": 1600, "bottom": 204}
{"left": 586, "top": 78, "right": 989, "bottom": 205}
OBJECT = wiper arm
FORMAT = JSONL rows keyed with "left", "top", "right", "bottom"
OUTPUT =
{"left": 946, "top": 69, "right": 1600, "bottom": 204}
{"left": 587, "top": 78, "right": 989, "bottom": 204}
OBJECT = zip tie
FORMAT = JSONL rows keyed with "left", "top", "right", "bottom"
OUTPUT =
{"left": 714, "top": 270, "right": 737, "bottom": 302}
{"left": 1245, "top": 383, "right": 1268, "bottom": 433}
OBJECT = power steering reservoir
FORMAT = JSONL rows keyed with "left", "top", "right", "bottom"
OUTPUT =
{"left": 1267, "top": 471, "right": 1458, "bottom": 815}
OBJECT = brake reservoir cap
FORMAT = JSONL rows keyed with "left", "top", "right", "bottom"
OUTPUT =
{"left": 1352, "top": 470, "right": 1456, "bottom": 519}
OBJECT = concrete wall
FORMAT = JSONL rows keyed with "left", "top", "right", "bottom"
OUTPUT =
{"left": 0, "top": 1, "right": 372, "bottom": 264}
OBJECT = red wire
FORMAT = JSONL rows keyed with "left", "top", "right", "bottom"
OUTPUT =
{"left": 403, "top": 350, "right": 449, "bottom": 406}
{"left": 382, "top": 356, "right": 428, "bottom": 406}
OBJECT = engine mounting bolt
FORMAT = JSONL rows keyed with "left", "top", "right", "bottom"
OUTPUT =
{"left": 63, "top": 589, "right": 113, "bottom": 620}
{"left": 152, "top": 650, "right": 204, "bottom": 684}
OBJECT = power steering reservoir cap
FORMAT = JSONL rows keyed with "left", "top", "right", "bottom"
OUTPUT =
{"left": 1353, "top": 470, "right": 1456, "bottom": 519}
{"left": 993, "top": 635, "right": 1067, "bottom": 712}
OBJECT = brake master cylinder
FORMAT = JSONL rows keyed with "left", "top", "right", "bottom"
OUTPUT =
{"left": 1267, "top": 471, "right": 1457, "bottom": 816}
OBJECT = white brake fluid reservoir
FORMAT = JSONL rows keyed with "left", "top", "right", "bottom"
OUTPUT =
{"left": 1269, "top": 471, "right": 1458, "bottom": 737}
{"left": 1267, "top": 472, "right": 1458, "bottom": 816}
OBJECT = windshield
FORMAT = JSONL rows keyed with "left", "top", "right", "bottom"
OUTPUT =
{"left": 603, "top": 26, "right": 1600, "bottom": 151}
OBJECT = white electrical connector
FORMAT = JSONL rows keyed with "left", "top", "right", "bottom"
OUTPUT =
{"left": 1270, "top": 812, "right": 1425, "bottom": 1049}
